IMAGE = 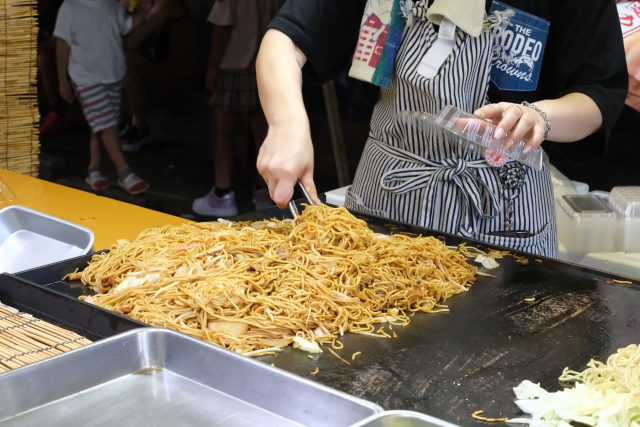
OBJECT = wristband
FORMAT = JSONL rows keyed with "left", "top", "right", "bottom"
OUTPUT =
{"left": 521, "top": 101, "right": 550, "bottom": 140}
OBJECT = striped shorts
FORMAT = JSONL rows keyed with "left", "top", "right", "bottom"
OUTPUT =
{"left": 75, "top": 82, "right": 121, "bottom": 133}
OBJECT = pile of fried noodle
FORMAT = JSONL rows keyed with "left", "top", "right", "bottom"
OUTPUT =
{"left": 557, "top": 344, "right": 640, "bottom": 424}
{"left": 69, "top": 205, "right": 478, "bottom": 356}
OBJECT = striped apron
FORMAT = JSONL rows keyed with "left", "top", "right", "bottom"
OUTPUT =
{"left": 344, "top": 19, "right": 558, "bottom": 258}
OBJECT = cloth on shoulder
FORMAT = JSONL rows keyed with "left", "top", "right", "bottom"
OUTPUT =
{"left": 348, "top": 0, "right": 485, "bottom": 88}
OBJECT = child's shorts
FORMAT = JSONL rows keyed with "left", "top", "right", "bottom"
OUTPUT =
{"left": 210, "top": 67, "right": 260, "bottom": 113}
{"left": 75, "top": 82, "right": 121, "bottom": 133}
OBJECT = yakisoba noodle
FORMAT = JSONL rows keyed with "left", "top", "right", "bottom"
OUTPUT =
{"left": 558, "top": 344, "right": 640, "bottom": 424}
{"left": 70, "top": 205, "right": 478, "bottom": 356}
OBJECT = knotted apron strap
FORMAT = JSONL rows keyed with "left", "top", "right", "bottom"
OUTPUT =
{"left": 373, "top": 139, "right": 499, "bottom": 220}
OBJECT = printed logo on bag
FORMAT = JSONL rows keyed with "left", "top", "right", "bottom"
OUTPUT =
{"left": 616, "top": 0, "right": 640, "bottom": 38}
{"left": 489, "top": 1, "right": 549, "bottom": 92}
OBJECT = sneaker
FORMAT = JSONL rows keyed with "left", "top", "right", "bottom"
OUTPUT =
{"left": 118, "top": 172, "right": 149, "bottom": 195}
{"left": 192, "top": 188, "right": 239, "bottom": 217}
{"left": 39, "top": 111, "right": 68, "bottom": 135}
{"left": 85, "top": 170, "right": 110, "bottom": 191}
{"left": 252, "top": 186, "right": 274, "bottom": 210}
{"left": 120, "top": 125, "right": 153, "bottom": 153}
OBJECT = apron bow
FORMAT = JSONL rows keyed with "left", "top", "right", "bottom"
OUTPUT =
{"left": 374, "top": 140, "right": 499, "bottom": 220}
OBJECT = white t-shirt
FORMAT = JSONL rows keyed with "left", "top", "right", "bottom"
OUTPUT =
{"left": 208, "top": 0, "right": 284, "bottom": 70}
{"left": 54, "top": 0, "right": 132, "bottom": 86}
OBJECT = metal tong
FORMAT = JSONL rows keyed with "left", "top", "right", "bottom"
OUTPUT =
{"left": 288, "top": 180, "right": 316, "bottom": 218}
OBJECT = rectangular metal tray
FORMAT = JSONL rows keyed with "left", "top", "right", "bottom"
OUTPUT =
{"left": 0, "top": 328, "right": 382, "bottom": 427}
{"left": 351, "top": 411, "right": 459, "bottom": 427}
{"left": 0, "top": 205, "right": 94, "bottom": 274}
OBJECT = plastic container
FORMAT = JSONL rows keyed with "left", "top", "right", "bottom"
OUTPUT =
{"left": 556, "top": 194, "right": 620, "bottom": 253}
{"left": 0, "top": 205, "right": 94, "bottom": 273}
{"left": 401, "top": 105, "right": 544, "bottom": 170}
{"left": 609, "top": 186, "right": 640, "bottom": 253}
{"left": 549, "top": 164, "right": 578, "bottom": 199}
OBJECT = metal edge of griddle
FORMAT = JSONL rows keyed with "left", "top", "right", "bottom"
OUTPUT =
{"left": 9, "top": 201, "right": 637, "bottom": 305}
{"left": 0, "top": 273, "right": 146, "bottom": 342}
{"left": 14, "top": 252, "right": 105, "bottom": 287}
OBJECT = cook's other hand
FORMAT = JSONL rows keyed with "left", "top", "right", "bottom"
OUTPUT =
{"left": 474, "top": 93, "right": 604, "bottom": 151}
{"left": 474, "top": 102, "right": 546, "bottom": 154}
{"left": 624, "top": 32, "right": 640, "bottom": 113}
{"left": 256, "top": 29, "right": 321, "bottom": 208}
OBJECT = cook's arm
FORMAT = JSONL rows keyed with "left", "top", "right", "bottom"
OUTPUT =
{"left": 474, "top": 94, "right": 602, "bottom": 153}
{"left": 256, "top": 29, "right": 320, "bottom": 208}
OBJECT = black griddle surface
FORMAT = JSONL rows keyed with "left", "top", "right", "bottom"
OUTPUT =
{"left": 14, "top": 201, "right": 640, "bottom": 426}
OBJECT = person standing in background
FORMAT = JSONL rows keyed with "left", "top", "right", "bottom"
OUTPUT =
{"left": 192, "top": 0, "right": 285, "bottom": 217}
{"left": 38, "top": 0, "right": 67, "bottom": 135}
{"left": 119, "top": 0, "right": 198, "bottom": 152}
{"left": 55, "top": 0, "right": 150, "bottom": 194}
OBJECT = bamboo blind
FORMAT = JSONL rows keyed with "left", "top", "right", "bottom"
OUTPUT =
{"left": 0, "top": 0, "right": 39, "bottom": 176}
{"left": 0, "top": 303, "right": 92, "bottom": 373}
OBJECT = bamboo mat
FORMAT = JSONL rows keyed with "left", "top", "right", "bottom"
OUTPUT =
{"left": 0, "top": 0, "right": 40, "bottom": 176}
{"left": 0, "top": 303, "right": 92, "bottom": 373}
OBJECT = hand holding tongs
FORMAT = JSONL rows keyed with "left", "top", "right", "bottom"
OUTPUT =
{"left": 288, "top": 180, "right": 317, "bottom": 218}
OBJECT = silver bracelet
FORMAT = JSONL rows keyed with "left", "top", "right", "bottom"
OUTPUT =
{"left": 521, "top": 101, "right": 550, "bottom": 140}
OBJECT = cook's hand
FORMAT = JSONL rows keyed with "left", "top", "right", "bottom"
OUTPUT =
{"left": 256, "top": 123, "right": 320, "bottom": 209}
{"left": 474, "top": 102, "right": 546, "bottom": 154}
{"left": 59, "top": 79, "right": 74, "bottom": 104}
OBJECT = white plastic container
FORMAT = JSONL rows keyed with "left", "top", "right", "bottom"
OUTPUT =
{"left": 556, "top": 195, "right": 620, "bottom": 253}
{"left": 609, "top": 186, "right": 640, "bottom": 253}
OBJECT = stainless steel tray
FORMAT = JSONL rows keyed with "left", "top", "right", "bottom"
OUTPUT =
{"left": 350, "top": 411, "right": 460, "bottom": 427}
{"left": 0, "top": 205, "right": 94, "bottom": 274}
{"left": 0, "top": 328, "right": 382, "bottom": 427}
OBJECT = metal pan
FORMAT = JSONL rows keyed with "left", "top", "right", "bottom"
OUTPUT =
{"left": 350, "top": 411, "right": 460, "bottom": 427}
{"left": 0, "top": 206, "right": 94, "bottom": 274}
{"left": 0, "top": 328, "right": 382, "bottom": 427}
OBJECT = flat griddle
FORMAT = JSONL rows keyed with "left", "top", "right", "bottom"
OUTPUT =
{"left": 11, "top": 201, "right": 640, "bottom": 426}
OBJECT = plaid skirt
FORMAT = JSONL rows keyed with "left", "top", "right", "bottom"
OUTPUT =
{"left": 211, "top": 67, "right": 260, "bottom": 112}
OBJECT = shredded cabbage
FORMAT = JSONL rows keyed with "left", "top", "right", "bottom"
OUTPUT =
{"left": 508, "top": 380, "right": 640, "bottom": 427}
{"left": 292, "top": 336, "right": 323, "bottom": 353}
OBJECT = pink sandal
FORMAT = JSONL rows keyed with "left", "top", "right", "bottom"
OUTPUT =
{"left": 86, "top": 170, "right": 110, "bottom": 191}
{"left": 118, "top": 172, "right": 149, "bottom": 195}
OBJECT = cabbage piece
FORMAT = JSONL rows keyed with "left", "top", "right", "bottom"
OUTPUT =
{"left": 514, "top": 380, "right": 548, "bottom": 400}
{"left": 207, "top": 321, "right": 249, "bottom": 337}
{"left": 292, "top": 336, "right": 322, "bottom": 353}
{"left": 114, "top": 277, "right": 146, "bottom": 294}
{"left": 474, "top": 254, "right": 500, "bottom": 269}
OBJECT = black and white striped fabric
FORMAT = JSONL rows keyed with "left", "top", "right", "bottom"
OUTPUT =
{"left": 344, "top": 19, "right": 558, "bottom": 258}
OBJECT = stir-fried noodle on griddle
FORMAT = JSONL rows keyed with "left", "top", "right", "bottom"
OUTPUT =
{"left": 69, "top": 206, "right": 478, "bottom": 356}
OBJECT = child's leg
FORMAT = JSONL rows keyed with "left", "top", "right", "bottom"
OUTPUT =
{"left": 248, "top": 110, "right": 269, "bottom": 187}
{"left": 213, "top": 108, "right": 239, "bottom": 190}
{"left": 89, "top": 132, "right": 102, "bottom": 171}
{"left": 99, "top": 125, "right": 129, "bottom": 173}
